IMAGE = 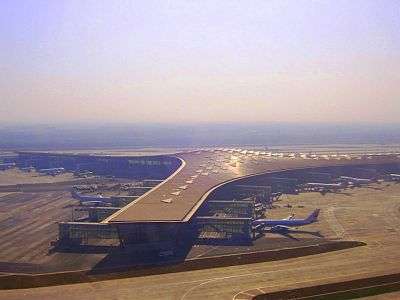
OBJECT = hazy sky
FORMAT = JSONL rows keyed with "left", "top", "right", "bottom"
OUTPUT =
{"left": 1, "top": 0, "right": 399, "bottom": 124}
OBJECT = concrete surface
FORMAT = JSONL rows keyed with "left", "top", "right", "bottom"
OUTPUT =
{"left": 1, "top": 182, "right": 400, "bottom": 299}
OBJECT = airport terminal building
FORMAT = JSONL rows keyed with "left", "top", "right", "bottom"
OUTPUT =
{"left": 16, "top": 150, "right": 400, "bottom": 254}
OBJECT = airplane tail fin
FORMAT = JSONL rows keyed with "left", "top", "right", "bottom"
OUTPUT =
{"left": 306, "top": 209, "right": 320, "bottom": 223}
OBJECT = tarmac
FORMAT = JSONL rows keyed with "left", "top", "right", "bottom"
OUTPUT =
{"left": 1, "top": 182, "right": 400, "bottom": 299}
{"left": 0, "top": 172, "right": 126, "bottom": 275}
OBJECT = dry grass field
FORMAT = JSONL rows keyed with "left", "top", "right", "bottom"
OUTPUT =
{"left": 0, "top": 169, "right": 76, "bottom": 186}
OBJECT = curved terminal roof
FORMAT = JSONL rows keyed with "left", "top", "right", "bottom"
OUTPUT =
{"left": 106, "top": 150, "right": 400, "bottom": 223}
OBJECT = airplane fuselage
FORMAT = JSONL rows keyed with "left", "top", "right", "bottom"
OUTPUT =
{"left": 253, "top": 219, "right": 313, "bottom": 227}
{"left": 340, "top": 176, "right": 372, "bottom": 184}
{"left": 389, "top": 174, "right": 400, "bottom": 181}
{"left": 306, "top": 183, "right": 342, "bottom": 187}
{"left": 253, "top": 209, "right": 320, "bottom": 228}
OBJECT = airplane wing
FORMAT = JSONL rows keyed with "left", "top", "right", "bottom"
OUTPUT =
{"left": 269, "top": 225, "right": 291, "bottom": 233}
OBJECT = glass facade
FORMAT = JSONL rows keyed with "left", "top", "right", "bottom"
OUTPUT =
{"left": 58, "top": 222, "right": 119, "bottom": 244}
{"left": 195, "top": 217, "right": 252, "bottom": 239}
{"left": 117, "top": 223, "right": 182, "bottom": 245}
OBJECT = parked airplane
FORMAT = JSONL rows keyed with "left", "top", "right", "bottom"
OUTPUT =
{"left": 388, "top": 174, "right": 400, "bottom": 181}
{"left": 38, "top": 167, "right": 66, "bottom": 176}
{"left": 0, "top": 163, "right": 16, "bottom": 170}
{"left": 80, "top": 200, "right": 110, "bottom": 207}
{"left": 339, "top": 176, "right": 373, "bottom": 186}
{"left": 74, "top": 171, "right": 94, "bottom": 178}
{"left": 272, "top": 192, "right": 283, "bottom": 199}
{"left": 72, "top": 190, "right": 105, "bottom": 200}
{"left": 253, "top": 209, "right": 320, "bottom": 232}
{"left": 20, "top": 166, "right": 35, "bottom": 172}
{"left": 304, "top": 182, "right": 344, "bottom": 193}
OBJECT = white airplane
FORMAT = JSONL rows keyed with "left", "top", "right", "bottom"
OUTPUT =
{"left": 304, "top": 182, "right": 344, "bottom": 193}
{"left": 388, "top": 174, "right": 400, "bottom": 181}
{"left": 253, "top": 209, "right": 320, "bottom": 233}
{"left": 38, "top": 167, "right": 66, "bottom": 176}
{"left": 80, "top": 200, "right": 110, "bottom": 207}
{"left": 0, "top": 163, "right": 16, "bottom": 170}
{"left": 339, "top": 176, "right": 373, "bottom": 186}
{"left": 74, "top": 171, "right": 94, "bottom": 178}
